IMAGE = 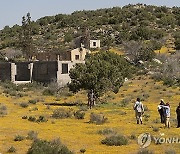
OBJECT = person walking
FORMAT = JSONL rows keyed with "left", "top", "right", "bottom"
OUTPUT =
{"left": 87, "top": 89, "right": 96, "bottom": 109}
{"left": 163, "top": 103, "right": 171, "bottom": 128}
{"left": 134, "top": 98, "right": 144, "bottom": 124}
{"left": 157, "top": 99, "right": 165, "bottom": 123}
{"left": 176, "top": 103, "right": 180, "bottom": 128}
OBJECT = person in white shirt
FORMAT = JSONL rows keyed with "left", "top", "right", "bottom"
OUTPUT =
{"left": 134, "top": 98, "right": 144, "bottom": 124}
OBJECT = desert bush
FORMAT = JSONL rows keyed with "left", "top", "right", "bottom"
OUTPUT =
{"left": 19, "top": 102, "right": 29, "bottom": 108}
{"left": 80, "top": 149, "right": 86, "bottom": 153}
{"left": 144, "top": 114, "right": 150, "bottom": 121}
{"left": 153, "top": 118, "right": 160, "bottom": 124}
{"left": 142, "top": 93, "right": 150, "bottom": 99}
{"left": 28, "top": 116, "right": 36, "bottom": 122}
{"left": 14, "top": 135, "right": 25, "bottom": 141}
{"left": 42, "top": 89, "right": 55, "bottom": 96}
{"left": 27, "top": 138, "right": 73, "bottom": 154}
{"left": 137, "top": 148, "right": 154, "bottom": 154}
{"left": 98, "top": 128, "right": 117, "bottom": 135}
{"left": 52, "top": 108, "right": 73, "bottom": 119}
{"left": 36, "top": 116, "right": 48, "bottom": 122}
{"left": 29, "top": 107, "right": 38, "bottom": 111}
{"left": 22, "top": 115, "right": 28, "bottom": 119}
{"left": 101, "top": 134, "right": 128, "bottom": 146}
{"left": 144, "top": 105, "right": 149, "bottom": 111}
{"left": 90, "top": 112, "right": 108, "bottom": 125}
{"left": 153, "top": 127, "right": 159, "bottom": 132}
{"left": 46, "top": 105, "right": 51, "bottom": 110}
{"left": 0, "top": 104, "right": 7, "bottom": 116}
{"left": 7, "top": 146, "right": 16, "bottom": 153}
{"left": 79, "top": 105, "right": 88, "bottom": 111}
{"left": 129, "top": 133, "right": 136, "bottom": 140}
{"left": 119, "top": 111, "right": 127, "bottom": 115}
{"left": 28, "top": 99, "right": 38, "bottom": 104}
{"left": 74, "top": 110, "right": 85, "bottom": 119}
{"left": 27, "top": 131, "right": 38, "bottom": 140}
{"left": 165, "top": 149, "right": 176, "bottom": 154}
{"left": 120, "top": 97, "right": 131, "bottom": 107}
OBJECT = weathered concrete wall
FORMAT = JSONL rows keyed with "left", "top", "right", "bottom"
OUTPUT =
{"left": 15, "top": 62, "right": 31, "bottom": 81}
{"left": 0, "top": 62, "right": 11, "bottom": 81}
{"left": 70, "top": 48, "right": 90, "bottom": 61}
{"left": 32, "top": 61, "right": 58, "bottom": 83}
{"left": 57, "top": 60, "right": 85, "bottom": 87}
{"left": 0, "top": 59, "right": 85, "bottom": 86}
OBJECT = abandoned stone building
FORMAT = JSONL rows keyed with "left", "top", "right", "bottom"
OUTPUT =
{"left": 0, "top": 39, "right": 100, "bottom": 86}
{"left": 0, "top": 47, "right": 91, "bottom": 86}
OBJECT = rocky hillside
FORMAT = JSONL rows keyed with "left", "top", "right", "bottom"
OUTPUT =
{"left": 0, "top": 4, "right": 180, "bottom": 55}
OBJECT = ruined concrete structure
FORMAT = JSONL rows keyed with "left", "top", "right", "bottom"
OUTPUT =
{"left": 90, "top": 40, "right": 100, "bottom": 48}
{"left": 0, "top": 47, "right": 90, "bottom": 86}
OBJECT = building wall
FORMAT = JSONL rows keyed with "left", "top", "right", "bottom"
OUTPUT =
{"left": 32, "top": 61, "right": 58, "bottom": 83}
{"left": 90, "top": 40, "right": 100, "bottom": 48}
{"left": 57, "top": 60, "right": 85, "bottom": 87}
{"left": 70, "top": 48, "right": 90, "bottom": 61}
{"left": 0, "top": 62, "right": 11, "bottom": 81}
{"left": 15, "top": 62, "right": 31, "bottom": 81}
{"left": 0, "top": 47, "right": 89, "bottom": 86}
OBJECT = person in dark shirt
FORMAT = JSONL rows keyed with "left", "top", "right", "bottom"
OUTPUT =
{"left": 157, "top": 99, "right": 165, "bottom": 123}
{"left": 176, "top": 103, "right": 180, "bottom": 128}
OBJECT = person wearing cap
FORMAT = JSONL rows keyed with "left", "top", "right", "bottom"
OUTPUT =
{"left": 157, "top": 99, "right": 165, "bottom": 123}
{"left": 134, "top": 98, "right": 144, "bottom": 124}
{"left": 163, "top": 103, "right": 171, "bottom": 128}
{"left": 176, "top": 103, "right": 180, "bottom": 128}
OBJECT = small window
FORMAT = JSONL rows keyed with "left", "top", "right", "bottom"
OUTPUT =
{"left": 93, "top": 42, "right": 96, "bottom": 47}
{"left": 75, "top": 55, "right": 80, "bottom": 60}
{"left": 62, "top": 63, "right": 68, "bottom": 74}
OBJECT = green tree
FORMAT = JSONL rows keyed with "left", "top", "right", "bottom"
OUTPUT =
{"left": 19, "top": 12, "right": 34, "bottom": 60}
{"left": 68, "top": 51, "right": 133, "bottom": 102}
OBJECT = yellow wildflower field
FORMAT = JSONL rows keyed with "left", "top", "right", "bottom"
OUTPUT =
{"left": 0, "top": 76, "right": 179, "bottom": 154}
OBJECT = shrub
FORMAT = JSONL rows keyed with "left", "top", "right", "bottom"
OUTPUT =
{"left": 74, "top": 110, "right": 85, "bottom": 119}
{"left": 163, "top": 77, "right": 175, "bottom": 87}
{"left": 90, "top": 113, "right": 108, "bottom": 125}
{"left": 42, "top": 89, "right": 55, "bottom": 96}
{"left": 29, "top": 107, "right": 38, "bottom": 111}
{"left": 28, "top": 116, "right": 36, "bottom": 122}
{"left": 19, "top": 102, "right": 29, "bottom": 108}
{"left": 0, "top": 104, "right": 7, "bottom": 116}
{"left": 79, "top": 105, "right": 88, "bottom": 111}
{"left": 153, "top": 127, "right": 159, "bottom": 132}
{"left": 142, "top": 93, "right": 149, "bottom": 99}
{"left": 129, "top": 133, "right": 136, "bottom": 140}
{"left": 14, "top": 135, "right": 25, "bottom": 141}
{"left": 137, "top": 148, "right": 154, "bottom": 154}
{"left": 7, "top": 146, "right": 16, "bottom": 153}
{"left": 144, "top": 105, "right": 149, "bottom": 111}
{"left": 101, "top": 135, "right": 128, "bottom": 146}
{"left": 153, "top": 118, "right": 160, "bottom": 124}
{"left": 36, "top": 116, "right": 48, "bottom": 122}
{"left": 52, "top": 108, "right": 73, "bottom": 119}
{"left": 80, "top": 149, "right": 86, "bottom": 153}
{"left": 27, "top": 138, "right": 73, "bottom": 154}
{"left": 27, "top": 131, "right": 38, "bottom": 140}
{"left": 120, "top": 97, "right": 131, "bottom": 107}
{"left": 165, "top": 149, "right": 176, "bottom": 154}
{"left": 22, "top": 115, "right": 28, "bottom": 119}
{"left": 28, "top": 99, "right": 38, "bottom": 104}
{"left": 98, "top": 128, "right": 117, "bottom": 135}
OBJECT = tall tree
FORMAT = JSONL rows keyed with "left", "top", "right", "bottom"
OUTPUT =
{"left": 19, "top": 12, "right": 34, "bottom": 60}
{"left": 68, "top": 51, "right": 133, "bottom": 107}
